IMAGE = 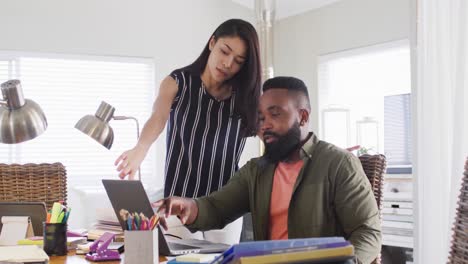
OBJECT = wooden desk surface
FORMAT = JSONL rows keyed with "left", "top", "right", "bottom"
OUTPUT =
{"left": 49, "top": 250, "right": 167, "bottom": 264}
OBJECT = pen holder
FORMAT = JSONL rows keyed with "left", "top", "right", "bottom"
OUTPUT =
{"left": 43, "top": 222, "right": 67, "bottom": 256}
{"left": 124, "top": 229, "right": 158, "bottom": 264}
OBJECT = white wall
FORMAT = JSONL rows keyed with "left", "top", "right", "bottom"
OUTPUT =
{"left": 274, "top": 0, "right": 410, "bottom": 132}
{"left": 0, "top": 0, "right": 253, "bottom": 75}
{"left": 0, "top": 0, "right": 254, "bottom": 184}
{"left": 0, "top": 0, "right": 254, "bottom": 229}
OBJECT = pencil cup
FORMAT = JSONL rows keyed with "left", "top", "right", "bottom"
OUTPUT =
{"left": 124, "top": 229, "right": 159, "bottom": 264}
{"left": 43, "top": 222, "right": 67, "bottom": 256}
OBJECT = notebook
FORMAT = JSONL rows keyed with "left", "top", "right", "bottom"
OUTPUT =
{"left": 0, "top": 216, "right": 34, "bottom": 246}
{"left": 102, "top": 179, "right": 230, "bottom": 256}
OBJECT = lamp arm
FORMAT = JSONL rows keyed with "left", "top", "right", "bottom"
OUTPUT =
{"left": 113, "top": 115, "right": 141, "bottom": 181}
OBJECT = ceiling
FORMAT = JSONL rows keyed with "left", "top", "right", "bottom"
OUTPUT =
{"left": 230, "top": 0, "right": 343, "bottom": 20}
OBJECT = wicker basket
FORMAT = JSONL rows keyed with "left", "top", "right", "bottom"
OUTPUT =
{"left": 0, "top": 163, "right": 67, "bottom": 210}
{"left": 359, "top": 154, "right": 386, "bottom": 264}
{"left": 448, "top": 157, "right": 468, "bottom": 263}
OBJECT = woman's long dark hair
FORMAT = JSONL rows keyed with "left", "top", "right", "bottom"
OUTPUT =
{"left": 180, "top": 19, "right": 262, "bottom": 136}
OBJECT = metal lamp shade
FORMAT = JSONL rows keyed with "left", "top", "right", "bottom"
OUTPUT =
{"left": 0, "top": 80, "right": 48, "bottom": 144}
{"left": 74, "top": 101, "right": 115, "bottom": 149}
{"left": 75, "top": 115, "right": 114, "bottom": 149}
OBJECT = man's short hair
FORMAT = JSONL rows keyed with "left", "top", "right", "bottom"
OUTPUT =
{"left": 262, "top": 76, "right": 310, "bottom": 110}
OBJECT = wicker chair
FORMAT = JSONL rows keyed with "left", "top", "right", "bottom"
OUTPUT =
{"left": 0, "top": 163, "right": 67, "bottom": 211}
{"left": 358, "top": 154, "right": 386, "bottom": 264}
{"left": 359, "top": 154, "right": 386, "bottom": 211}
{"left": 448, "top": 156, "right": 468, "bottom": 263}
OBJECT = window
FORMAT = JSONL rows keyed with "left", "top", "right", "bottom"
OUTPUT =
{"left": 0, "top": 52, "right": 157, "bottom": 188}
{"left": 318, "top": 40, "right": 412, "bottom": 170}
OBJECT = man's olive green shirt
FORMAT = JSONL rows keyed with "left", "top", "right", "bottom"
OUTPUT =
{"left": 189, "top": 133, "right": 381, "bottom": 264}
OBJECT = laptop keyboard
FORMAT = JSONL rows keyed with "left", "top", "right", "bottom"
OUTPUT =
{"left": 168, "top": 242, "right": 200, "bottom": 250}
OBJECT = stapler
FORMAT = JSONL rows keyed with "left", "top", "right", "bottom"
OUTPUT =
{"left": 85, "top": 232, "right": 121, "bottom": 261}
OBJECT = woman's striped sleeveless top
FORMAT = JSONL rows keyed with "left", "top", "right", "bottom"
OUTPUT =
{"left": 164, "top": 70, "right": 247, "bottom": 198}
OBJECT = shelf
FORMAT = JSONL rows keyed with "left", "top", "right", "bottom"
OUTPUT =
{"left": 385, "top": 173, "right": 413, "bottom": 180}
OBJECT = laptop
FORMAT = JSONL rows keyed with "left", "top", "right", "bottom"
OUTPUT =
{"left": 102, "top": 179, "right": 230, "bottom": 256}
{"left": 0, "top": 202, "right": 47, "bottom": 236}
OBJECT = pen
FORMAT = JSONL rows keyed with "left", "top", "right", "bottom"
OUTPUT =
{"left": 119, "top": 209, "right": 129, "bottom": 220}
{"left": 127, "top": 216, "right": 133, "bottom": 231}
{"left": 139, "top": 213, "right": 147, "bottom": 230}
{"left": 62, "top": 208, "right": 71, "bottom": 223}
{"left": 50, "top": 202, "right": 63, "bottom": 223}
{"left": 133, "top": 212, "right": 140, "bottom": 230}
{"left": 56, "top": 211, "right": 65, "bottom": 223}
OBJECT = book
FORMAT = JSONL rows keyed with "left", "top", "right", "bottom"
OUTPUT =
{"left": 168, "top": 258, "right": 214, "bottom": 264}
{"left": 242, "top": 255, "right": 356, "bottom": 264}
{"left": 87, "top": 228, "right": 124, "bottom": 242}
{"left": 175, "top": 253, "right": 219, "bottom": 263}
{"left": 211, "top": 237, "right": 348, "bottom": 264}
{"left": 87, "top": 207, "right": 124, "bottom": 242}
{"left": 17, "top": 236, "right": 87, "bottom": 249}
{"left": 0, "top": 245, "right": 49, "bottom": 263}
{"left": 232, "top": 245, "right": 354, "bottom": 264}
{"left": 67, "top": 228, "right": 88, "bottom": 237}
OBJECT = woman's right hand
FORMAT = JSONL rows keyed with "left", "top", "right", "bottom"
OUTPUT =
{"left": 115, "top": 145, "right": 147, "bottom": 180}
{"left": 114, "top": 76, "right": 178, "bottom": 180}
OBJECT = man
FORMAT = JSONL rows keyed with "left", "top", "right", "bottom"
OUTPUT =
{"left": 154, "top": 76, "right": 381, "bottom": 264}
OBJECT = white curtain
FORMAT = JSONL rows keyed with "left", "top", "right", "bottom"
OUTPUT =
{"left": 414, "top": 0, "right": 468, "bottom": 263}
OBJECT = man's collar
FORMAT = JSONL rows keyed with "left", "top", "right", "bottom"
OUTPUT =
{"left": 299, "top": 132, "right": 319, "bottom": 160}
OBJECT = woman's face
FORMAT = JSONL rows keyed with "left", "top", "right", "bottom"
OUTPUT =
{"left": 207, "top": 36, "right": 247, "bottom": 83}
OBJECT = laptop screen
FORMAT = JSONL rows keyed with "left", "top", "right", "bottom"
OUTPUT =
{"left": 102, "top": 179, "right": 155, "bottom": 231}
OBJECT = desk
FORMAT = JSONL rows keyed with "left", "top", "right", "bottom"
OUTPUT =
{"left": 49, "top": 250, "right": 167, "bottom": 263}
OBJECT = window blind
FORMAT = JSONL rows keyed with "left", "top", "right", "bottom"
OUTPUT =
{"left": 0, "top": 53, "right": 157, "bottom": 188}
{"left": 0, "top": 59, "right": 14, "bottom": 163}
{"left": 384, "top": 93, "right": 412, "bottom": 169}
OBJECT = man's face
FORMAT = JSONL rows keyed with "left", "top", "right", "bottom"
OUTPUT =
{"left": 257, "top": 89, "right": 302, "bottom": 162}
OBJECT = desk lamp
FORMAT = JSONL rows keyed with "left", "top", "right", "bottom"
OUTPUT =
{"left": 0, "top": 80, "right": 47, "bottom": 144}
{"left": 75, "top": 101, "right": 141, "bottom": 180}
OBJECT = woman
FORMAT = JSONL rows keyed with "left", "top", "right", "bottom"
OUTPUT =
{"left": 115, "top": 19, "right": 261, "bottom": 243}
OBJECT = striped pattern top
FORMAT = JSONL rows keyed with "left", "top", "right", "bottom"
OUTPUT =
{"left": 164, "top": 70, "right": 247, "bottom": 198}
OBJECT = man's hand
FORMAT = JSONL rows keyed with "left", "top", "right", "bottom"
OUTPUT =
{"left": 152, "top": 196, "right": 199, "bottom": 230}
{"left": 346, "top": 145, "right": 361, "bottom": 152}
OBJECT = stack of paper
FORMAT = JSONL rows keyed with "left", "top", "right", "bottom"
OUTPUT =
{"left": 88, "top": 208, "right": 124, "bottom": 241}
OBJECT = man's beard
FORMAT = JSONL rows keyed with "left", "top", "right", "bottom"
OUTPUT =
{"left": 263, "top": 121, "right": 302, "bottom": 163}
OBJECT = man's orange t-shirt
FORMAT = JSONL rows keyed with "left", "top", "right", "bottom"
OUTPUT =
{"left": 268, "top": 160, "right": 304, "bottom": 240}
